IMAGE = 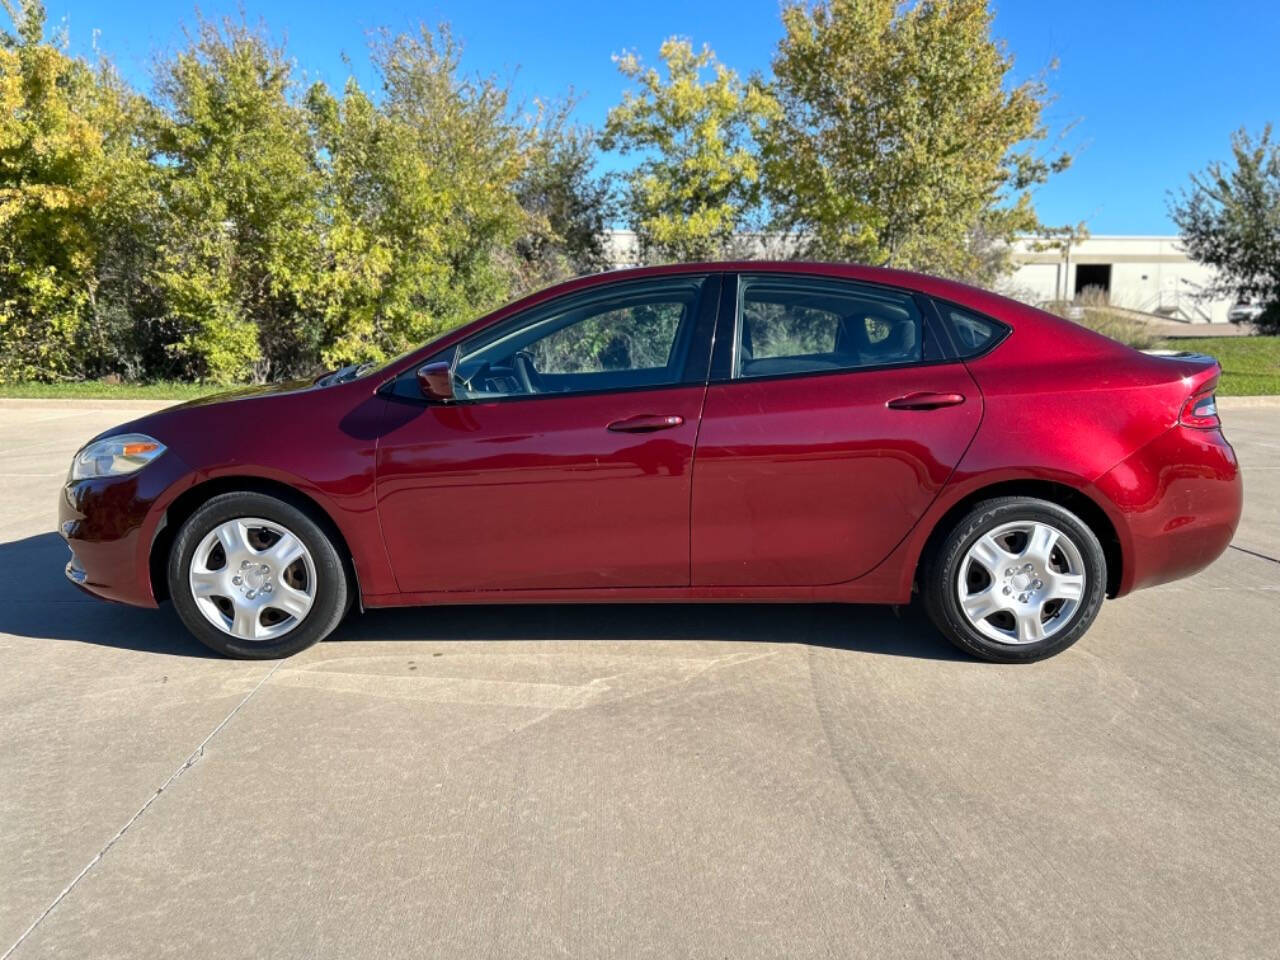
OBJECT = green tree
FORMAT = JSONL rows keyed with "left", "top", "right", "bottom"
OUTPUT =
{"left": 307, "top": 26, "right": 530, "bottom": 365}
{"left": 511, "top": 104, "right": 613, "bottom": 292}
{"left": 0, "top": 0, "right": 159, "bottom": 382}
{"left": 764, "top": 0, "right": 1070, "bottom": 281}
{"left": 1171, "top": 126, "right": 1280, "bottom": 334}
{"left": 152, "top": 17, "right": 325, "bottom": 382}
{"left": 601, "top": 38, "right": 777, "bottom": 263}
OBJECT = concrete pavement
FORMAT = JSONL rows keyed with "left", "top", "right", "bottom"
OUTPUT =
{"left": 1, "top": 400, "right": 1277, "bottom": 958}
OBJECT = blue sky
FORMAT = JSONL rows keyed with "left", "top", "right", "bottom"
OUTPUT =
{"left": 27, "top": 0, "right": 1280, "bottom": 234}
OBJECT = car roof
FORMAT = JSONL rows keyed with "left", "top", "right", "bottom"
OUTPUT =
{"left": 573, "top": 260, "right": 976, "bottom": 299}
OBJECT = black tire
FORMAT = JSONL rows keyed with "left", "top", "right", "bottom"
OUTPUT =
{"left": 167, "top": 492, "right": 349, "bottom": 659}
{"left": 922, "top": 497, "right": 1106, "bottom": 663}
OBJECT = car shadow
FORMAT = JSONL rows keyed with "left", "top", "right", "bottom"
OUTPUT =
{"left": 4, "top": 532, "right": 964, "bottom": 662}
{"left": 0, "top": 532, "right": 216, "bottom": 657}
{"left": 331, "top": 602, "right": 965, "bottom": 660}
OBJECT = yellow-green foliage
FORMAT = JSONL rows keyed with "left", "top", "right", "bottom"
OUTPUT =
{"left": 764, "top": 0, "right": 1069, "bottom": 281}
{"left": 0, "top": 0, "right": 154, "bottom": 380}
{"left": 0, "top": 2, "right": 607, "bottom": 384}
{"left": 151, "top": 17, "right": 327, "bottom": 382}
{"left": 308, "top": 27, "right": 530, "bottom": 367}
{"left": 602, "top": 38, "right": 778, "bottom": 263}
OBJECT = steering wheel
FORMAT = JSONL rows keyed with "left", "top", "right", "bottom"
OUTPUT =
{"left": 511, "top": 350, "right": 544, "bottom": 394}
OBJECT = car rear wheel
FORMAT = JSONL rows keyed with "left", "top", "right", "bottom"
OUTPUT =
{"left": 923, "top": 497, "right": 1106, "bottom": 663}
{"left": 168, "top": 492, "right": 349, "bottom": 659}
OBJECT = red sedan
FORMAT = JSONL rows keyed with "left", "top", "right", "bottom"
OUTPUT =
{"left": 59, "top": 263, "right": 1242, "bottom": 662}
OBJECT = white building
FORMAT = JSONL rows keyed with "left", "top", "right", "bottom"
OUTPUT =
{"left": 603, "top": 231, "right": 1233, "bottom": 324}
{"left": 1003, "top": 235, "right": 1231, "bottom": 324}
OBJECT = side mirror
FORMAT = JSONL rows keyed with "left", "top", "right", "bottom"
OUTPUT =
{"left": 416, "top": 361, "right": 454, "bottom": 402}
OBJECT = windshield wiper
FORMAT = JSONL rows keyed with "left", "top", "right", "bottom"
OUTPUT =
{"left": 316, "top": 362, "right": 375, "bottom": 386}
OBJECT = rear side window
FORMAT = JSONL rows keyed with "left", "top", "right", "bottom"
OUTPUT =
{"left": 736, "top": 276, "right": 924, "bottom": 379}
{"left": 938, "top": 304, "right": 1006, "bottom": 357}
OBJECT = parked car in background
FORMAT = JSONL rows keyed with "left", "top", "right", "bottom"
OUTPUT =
{"left": 59, "top": 263, "right": 1242, "bottom": 663}
{"left": 1228, "top": 301, "right": 1264, "bottom": 325}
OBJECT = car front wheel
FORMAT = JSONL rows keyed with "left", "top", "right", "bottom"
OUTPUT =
{"left": 168, "top": 491, "right": 349, "bottom": 659}
{"left": 923, "top": 497, "right": 1107, "bottom": 663}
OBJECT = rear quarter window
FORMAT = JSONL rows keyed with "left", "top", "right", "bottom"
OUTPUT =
{"left": 937, "top": 303, "right": 1008, "bottom": 358}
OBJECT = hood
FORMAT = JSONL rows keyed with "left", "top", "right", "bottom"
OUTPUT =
{"left": 85, "top": 375, "right": 350, "bottom": 448}
{"left": 165, "top": 377, "right": 321, "bottom": 411}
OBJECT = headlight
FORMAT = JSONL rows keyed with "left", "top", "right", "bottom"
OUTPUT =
{"left": 69, "top": 433, "right": 167, "bottom": 481}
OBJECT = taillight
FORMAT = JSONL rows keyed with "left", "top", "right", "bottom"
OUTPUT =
{"left": 1180, "top": 389, "right": 1220, "bottom": 429}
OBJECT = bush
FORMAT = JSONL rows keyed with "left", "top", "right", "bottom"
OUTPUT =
{"left": 1043, "top": 289, "right": 1162, "bottom": 351}
{"left": 0, "top": 3, "right": 612, "bottom": 386}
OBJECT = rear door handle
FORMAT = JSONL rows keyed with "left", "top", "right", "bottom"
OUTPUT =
{"left": 606, "top": 414, "right": 686, "bottom": 433}
{"left": 886, "top": 392, "right": 966, "bottom": 410}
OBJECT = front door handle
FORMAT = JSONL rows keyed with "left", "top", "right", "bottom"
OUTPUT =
{"left": 886, "top": 392, "right": 966, "bottom": 411}
{"left": 606, "top": 414, "right": 686, "bottom": 433}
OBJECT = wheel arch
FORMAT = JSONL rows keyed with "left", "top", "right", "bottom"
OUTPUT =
{"left": 149, "top": 475, "right": 361, "bottom": 607}
{"left": 916, "top": 479, "right": 1123, "bottom": 598}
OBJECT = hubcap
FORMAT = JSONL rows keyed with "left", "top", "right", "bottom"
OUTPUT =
{"left": 956, "top": 520, "right": 1086, "bottom": 645}
{"left": 189, "top": 517, "right": 316, "bottom": 641}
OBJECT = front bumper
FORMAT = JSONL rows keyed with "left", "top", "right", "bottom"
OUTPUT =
{"left": 58, "top": 451, "right": 195, "bottom": 608}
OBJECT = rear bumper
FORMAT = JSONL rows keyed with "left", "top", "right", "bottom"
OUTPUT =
{"left": 58, "top": 452, "right": 196, "bottom": 608}
{"left": 1096, "top": 424, "right": 1242, "bottom": 596}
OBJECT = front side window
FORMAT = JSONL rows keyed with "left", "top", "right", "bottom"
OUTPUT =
{"left": 736, "top": 276, "right": 925, "bottom": 379}
{"left": 452, "top": 277, "right": 706, "bottom": 400}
